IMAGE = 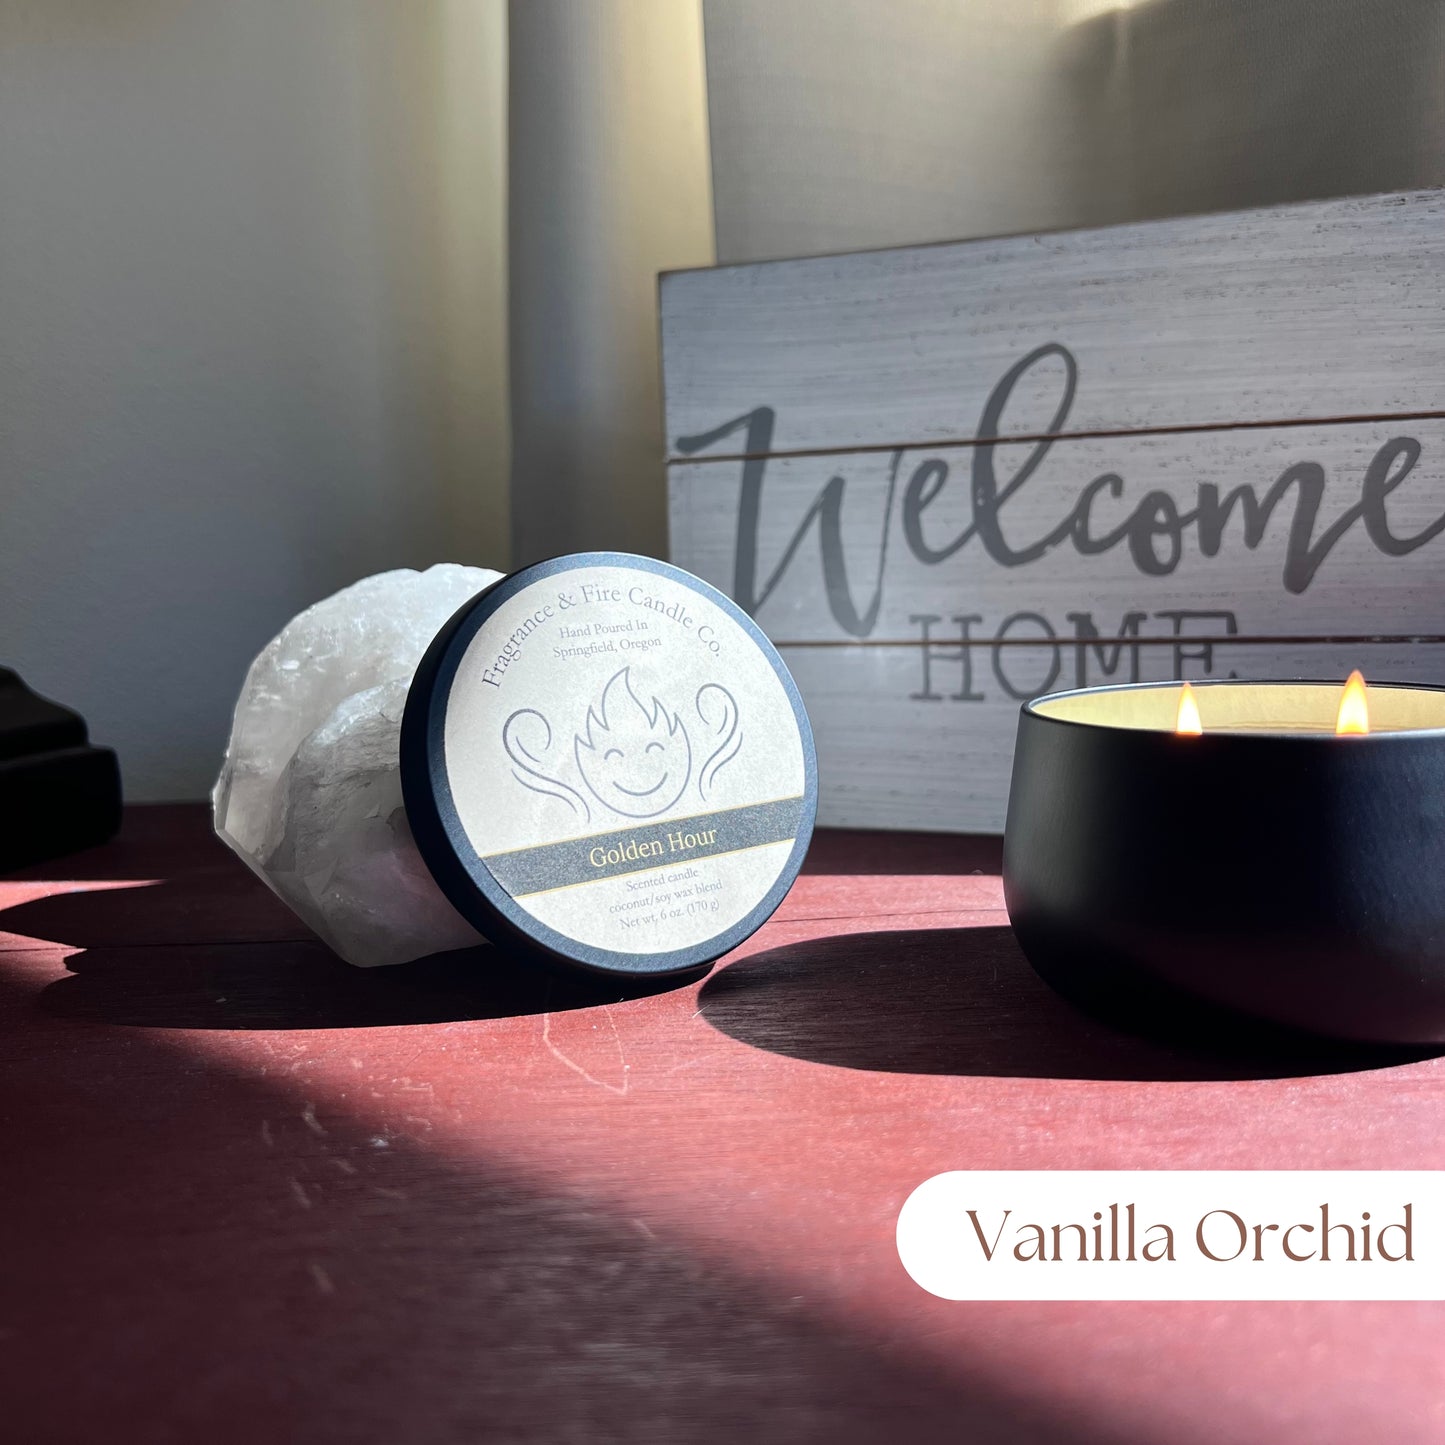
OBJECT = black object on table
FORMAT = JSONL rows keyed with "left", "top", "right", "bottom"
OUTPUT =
{"left": 0, "top": 668, "right": 121, "bottom": 871}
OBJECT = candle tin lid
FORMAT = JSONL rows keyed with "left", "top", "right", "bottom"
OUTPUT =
{"left": 401, "top": 552, "right": 818, "bottom": 976}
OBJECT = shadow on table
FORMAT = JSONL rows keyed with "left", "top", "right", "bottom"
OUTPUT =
{"left": 700, "top": 926, "right": 1442, "bottom": 1082}
{"left": 0, "top": 964, "right": 1130, "bottom": 1445}
{"left": 5, "top": 881, "right": 701, "bottom": 1030}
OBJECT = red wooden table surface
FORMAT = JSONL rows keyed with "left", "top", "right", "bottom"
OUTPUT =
{"left": 2, "top": 805, "right": 1442, "bottom": 1443}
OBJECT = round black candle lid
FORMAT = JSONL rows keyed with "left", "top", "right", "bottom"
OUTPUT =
{"left": 401, "top": 552, "right": 817, "bottom": 976}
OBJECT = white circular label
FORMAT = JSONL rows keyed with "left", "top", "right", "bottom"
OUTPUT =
{"left": 440, "top": 563, "right": 809, "bottom": 957}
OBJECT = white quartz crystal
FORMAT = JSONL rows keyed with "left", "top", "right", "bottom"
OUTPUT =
{"left": 213, "top": 564, "right": 503, "bottom": 966}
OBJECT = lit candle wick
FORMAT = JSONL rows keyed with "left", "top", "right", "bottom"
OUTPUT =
{"left": 1175, "top": 681, "right": 1202, "bottom": 736}
{"left": 1335, "top": 670, "right": 1370, "bottom": 735}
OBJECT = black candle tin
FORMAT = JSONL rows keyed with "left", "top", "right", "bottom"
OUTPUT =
{"left": 1003, "top": 680, "right": 1445, "bottom": 1045}
{"left": 402, "top": 552, "right": 817, "bottom": 979}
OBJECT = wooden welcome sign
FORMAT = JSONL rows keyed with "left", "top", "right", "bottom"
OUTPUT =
{"left": 660, "top": 189, "right": 1445, "bottom": 831}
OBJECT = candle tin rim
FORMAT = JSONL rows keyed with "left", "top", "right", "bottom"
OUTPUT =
{"left": 401, "top": 550, "right": 819, "bottom": 977}
{"left": 1022, "top": 678, "right": 1445, "bottom": 742}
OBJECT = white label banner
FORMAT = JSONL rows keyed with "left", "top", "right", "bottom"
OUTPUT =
{"left": 897, "top": 1171, "right": 1445, "bottom": 1301}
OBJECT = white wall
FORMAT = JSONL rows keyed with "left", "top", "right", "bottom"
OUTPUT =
{"left": 0, "top": 1, "right": 510, "bottom": 800}
{"left": 701, "top": 0, "right": 1070, "bottom": 264}
{"left": 702, "top": 0, "right": 1445, "bottom": 265}
{"left": 1056, "top": 0, "right": 1445, "bottom": 228}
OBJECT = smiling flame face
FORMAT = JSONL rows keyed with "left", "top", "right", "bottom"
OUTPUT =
{"left": 575, "top": 668, "right": 691, "bottom": 818}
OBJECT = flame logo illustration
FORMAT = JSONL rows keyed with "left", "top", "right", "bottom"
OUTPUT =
{"left": 575, "top": 668, "right": 691, "bottom": 818}
{"left": 502, "top": 667, "right": 744, "bottom": 822}
{"left": 695, "top": 683, "right": 741, "bottom": 802}
{"left": 502, "top": 708, "right": 593, "bottom": 823}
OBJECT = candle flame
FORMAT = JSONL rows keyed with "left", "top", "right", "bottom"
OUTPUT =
{"left": 1335, "top": 670, "right": 1370, "bottom": 735}
{"left": 1175, "top": 681, "right": 1202, "bottom": 736}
